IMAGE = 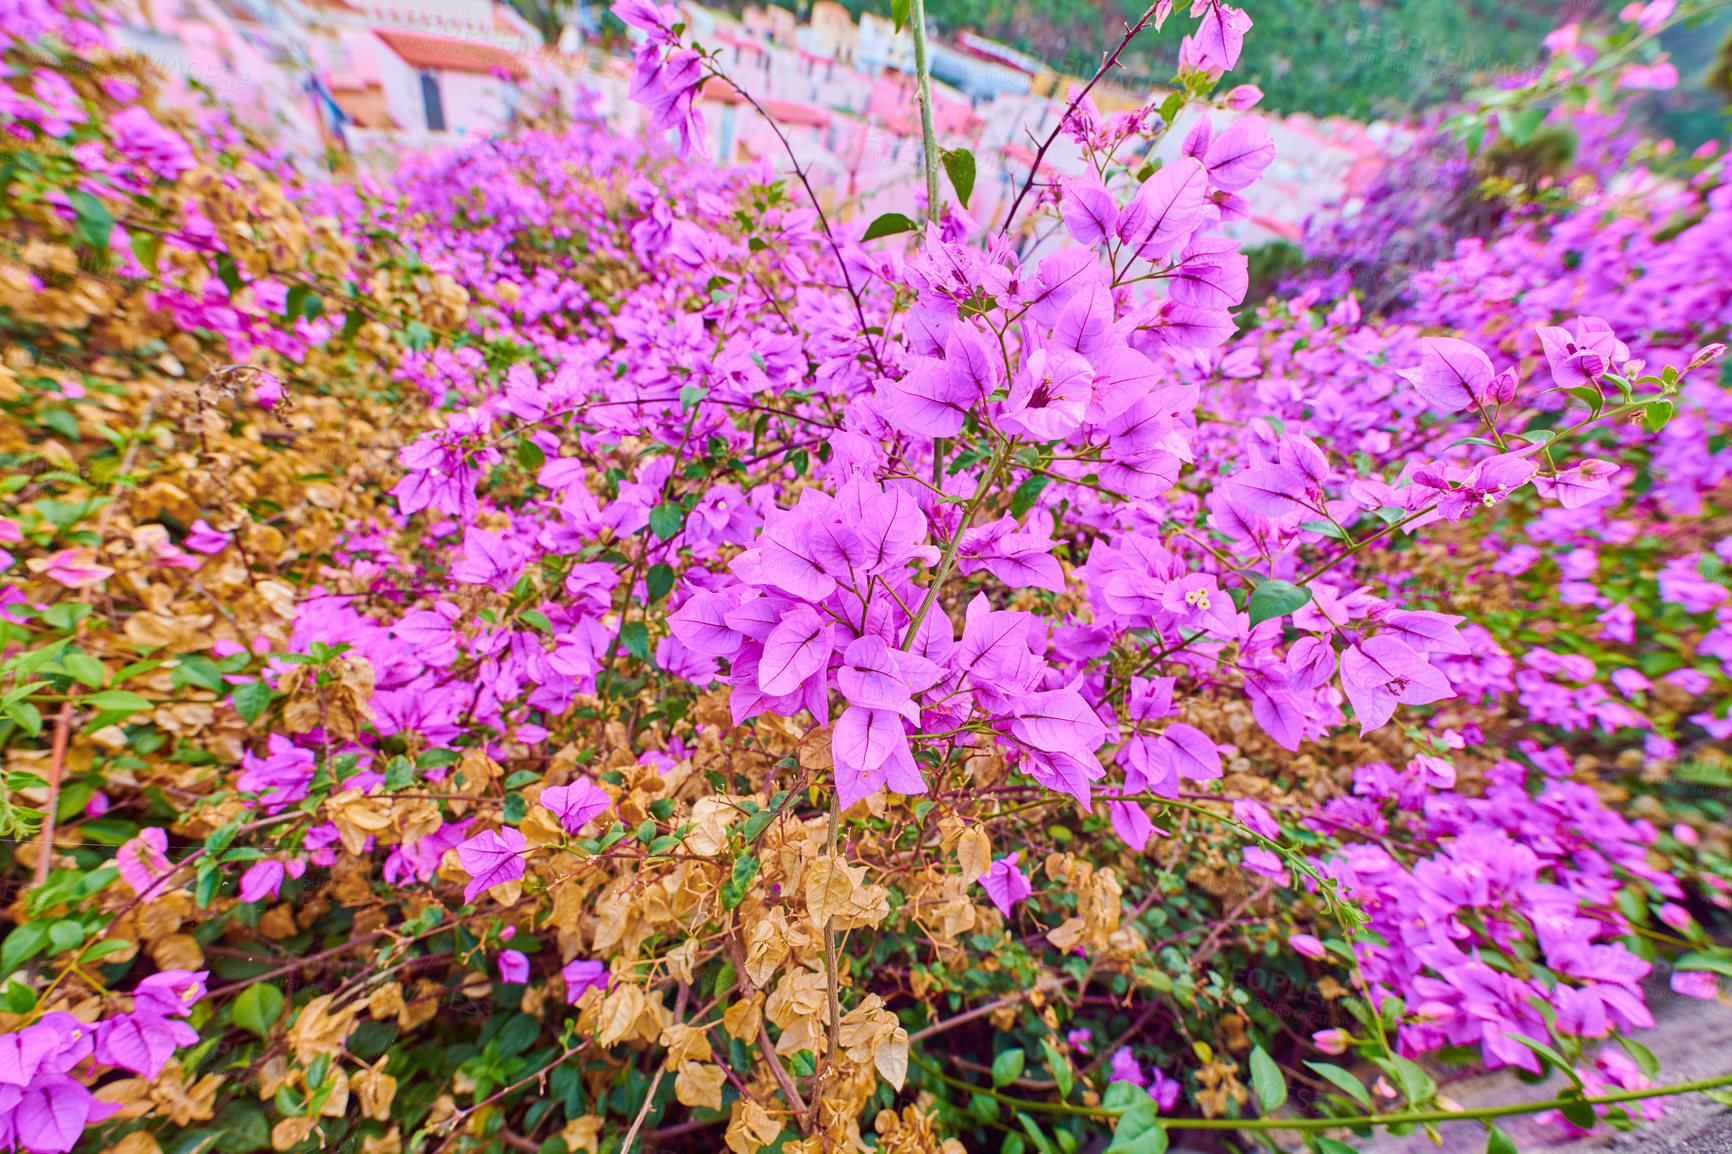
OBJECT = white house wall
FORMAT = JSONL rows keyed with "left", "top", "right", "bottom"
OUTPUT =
{"left": 440, "top": 70, "right": 511, "bottom": 135}
{"left": 375, "top": 39, "right": 427, "bottom": 132}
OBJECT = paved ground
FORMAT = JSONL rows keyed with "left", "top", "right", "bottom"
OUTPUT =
{"left": 1339, "top": 983, "right": 1732, "bottom": 1154}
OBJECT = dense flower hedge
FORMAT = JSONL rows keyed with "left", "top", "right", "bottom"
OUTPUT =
{"left": 0, "top": 1, "right": 1729, "bottom": 1153}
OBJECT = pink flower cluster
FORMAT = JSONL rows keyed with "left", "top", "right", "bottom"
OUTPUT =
{"left": 0, "top": 972, "right": 203, "bottom": 1153}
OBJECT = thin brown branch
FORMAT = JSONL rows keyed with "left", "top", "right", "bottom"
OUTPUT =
{"left": 620, "top": 1069, "right": 666, "bottom": 1154}
{"left": 706, "top": 67, "right": 889, "bottom": 379}
{"left": 1000, "top": 0, "right": 1166, "bottom": 235}
{"left": 906, "top": 991, "right": 1027, "bottom": 1044}
{"left": 31, "top": 700, "right": 74, "bottom": 887}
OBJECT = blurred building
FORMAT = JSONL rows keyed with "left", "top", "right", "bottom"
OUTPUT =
{"left": 104, "top": 0, "right": 1396, "bottom": 246}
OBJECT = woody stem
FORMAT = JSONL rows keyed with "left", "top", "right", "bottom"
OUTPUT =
{"left": 902, "top": 437, "right": 1015, "bottom": 650}
{"left": 32, "top": 699, "right": 74, "bottom": 887}
{"left": 824, "top": 795, "right": 841, "bottom": 1067}
{"left": 908, "top": 0, "right": 942, "bottom": 222}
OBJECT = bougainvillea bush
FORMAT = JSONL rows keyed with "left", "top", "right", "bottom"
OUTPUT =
{"left": 1, "top": 0, "right": 1732, "bottom": 1152}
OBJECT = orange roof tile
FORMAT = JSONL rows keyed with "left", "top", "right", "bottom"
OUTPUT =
{"left": 373, "top": 29, "right": 528, "bottom": 79}
{"left": 699, "top": 76, "right": 745, "bottom": 103}
{"left": 764, "top": 99, "right": 830, "bottom": 128}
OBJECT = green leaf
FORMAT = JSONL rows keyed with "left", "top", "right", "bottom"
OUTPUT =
{"left": 81, "top": 819, "right": 138, "bottom": 846}
{"left": 679, "top": 385, "right": 708, "bottom": 411}
{"left": 1, "top": 981, "right": 34, "bottom": 1014}
{"left": 517, "top": 438, "right": 546, "bottom": 471}
{"left": 171, "top": 655, "right": 228, "bottom": 693}
{"left": 1249, "top": 1045, "right": 1287, "bottom": 1111}
{"left": 1561, "top": 385, "right": 1604, "bottom": 414}
{"left": 1497, "top": 1034, "right": 1579, "bottom": 1086}
{"left": 940, "top": 147, "right": 977, "bottom": 209}
{"left": 40, "top": 409, "right": 77, "bottom": 442}
{"left": 0, "top": 682, "right": 44, "bottom": 712}
{"left": 1388, "top": 1053, "right": 1440, "bottom": 1104}
{"left": 233, "top": 982, "right": 284, "bottom": 1040}
{"left": 620, "top": 621, "right": 650, "bottom": 662}
{"left": 84, "top": 689, "right": 152, "bottom": 715}
{"left": 992, "top": 1047, "right": 1026, "bottom": 1087}
{"left": 168, "top": 1129, "right": 222, "bottom": 1154}
{"left": 216, "top": 1102, "right": 271, "bottom": 1152}
{"left": 112, "top": 659, "right": 165, "bottom": 684}
{"left": 5, "top": 702, "right": 41, "bottom": 737}
{"left": 215, "top": 254, "right": 243, "bottom": 296}
{"left": 1298, "top": 519, "right": 1347, "bottom": 539}
{"left": 645, "top": 563, "right": 676, "bottom": 604}
{"left": 1304, "top": 1061, "right": 1371, "bottom": 1109}
{"left": 1101, "top": 1082, "right": 1146, "bottom": 1111}
{"left": 0, "top": 922, "right": 49, "bottom": 973}
{"left": 1704, "top": 1089, "right": 1732, "bottom": 1107}
{"left": 1315, "top": 1139, "right": 1358, "bottom": 1154}
{"left": 54, "top": 781, "right": 94, "bottom": 823}
{"left": 521, "top": 610, "right": 553, "bottom": 634}
{"left": 194, "top": 863, "right": 220, "bottom": 907}
{"left": 230, "top": 681, "right": 274, "bottom": 725}
{"left": 1106, "top": 1102, "right": 1167, "bottom": 1154}
{"left": 131, "top": 231, "right": 161, "bottom": 274}
{"left": 66, "top": 189, "right": 114, "bottom": 252}
{"left": 1041, "top": 1037, "right": 1073, "bottom": 1098}
{"left": 7, "top": 772, "right": 47, "bottom": 794}
{"left": 46, "top": 919, "right": 84, "bottom": 955}
{"left": 1557, "top": 1091, "right": 1596, "bottom": 1130}
{"left": 862, "top": 212, "right": 917, "bottom": 241}
{"left": 1247, "top": 579, "right": 1312, "bottom": 626}
{"left": 79, "top": 938, "right": 134, "bottom": 964}
{"left": 16, "top": 639, "right": 70, "bottom": 675}
{"left": 1509, "top": 105, "right": 1546, "bottom": 146}
{"left": 274, "top": 1085, "right": 305, "bottom": 1118}
{"left": 41, "top": 603, "right": 92, "bottom": 631}
{"left": 209, "top": 827, "right": 245, "bottom": 868}
{"left": 720, "top": 854, "right": 759, "bottom": 909}
{"left": 890, "top": 0, "right": 910, "bottom": 32}
{"left": 737, "top": 808, "right": 778, "bottom": 843}
{"left": 648, "top": 502, "right": 684, "bottom": 540}
{"left": 1483, "top": 1125, "right": 1517, "bottom": 1154}
{"left": 1010, "top": 475, "right": 1051, "bottom": 518}
{"left": 1015, "top": 1112, "right": 1058, "bottom": 1154}
{"left": 711, "top": 960, "right": 736, "bottom": 999}
{"left": 1675, "top": 951, "right": 1732, "bottom": 977}
{"left": 61, "top": 652, "right": 106, "bottom": 688}
{"left": 1615, "top": 1034, "right": 1659, "bottom": 1079}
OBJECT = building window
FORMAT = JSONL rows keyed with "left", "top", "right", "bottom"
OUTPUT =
{"left": 419, "top": 70, "right": 446, "bottom": 131}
